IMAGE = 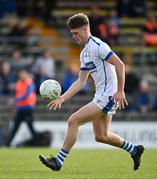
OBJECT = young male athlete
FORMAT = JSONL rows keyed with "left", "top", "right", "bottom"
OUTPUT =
{"left": 39, "top": 13, "right": 144, "bottom": 171}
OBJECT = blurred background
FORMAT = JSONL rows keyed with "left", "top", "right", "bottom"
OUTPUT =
{"left": 0, "top": 0, "right": 157, "bottom": 148}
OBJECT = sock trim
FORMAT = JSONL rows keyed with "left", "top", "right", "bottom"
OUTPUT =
{"left": 57, "top": 155, "right": 64, "bottom": 162}
{"left": 124, "top": 142, "right": 129, "bottom": 149}
{"left": 127, "top": 144, "right": 133, "bottom": 152}
{"left": 60, "top": 152, "right": 67, "bottom": 158}
{"left": 61, "top": 148, "right": 69, "bottom": 154}
{"left": 129, "top": 145, "right": 135, "bottom": 153}
{"left": 121, "top": 140, "right": 137, "bottom": 156}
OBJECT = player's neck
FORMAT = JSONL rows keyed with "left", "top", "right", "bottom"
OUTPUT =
{"left": 83, "top": 33, "right": 91, "bottom": 46}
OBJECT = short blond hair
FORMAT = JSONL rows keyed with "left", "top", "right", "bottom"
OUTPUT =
{"left": 67, "top": 13, "right": 89, "bottom": 29}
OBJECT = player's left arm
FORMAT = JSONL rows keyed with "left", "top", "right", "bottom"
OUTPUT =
{"left": 108, "top": 53, "right": 128, "bottom": 109}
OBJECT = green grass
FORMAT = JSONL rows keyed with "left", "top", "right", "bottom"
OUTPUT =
{"left": 0, "top": 148, "right": 157, "bottom": 179}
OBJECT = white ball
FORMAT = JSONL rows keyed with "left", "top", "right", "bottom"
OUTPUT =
{"left": 39, "top": 79, "right": 61, "bottom": 100}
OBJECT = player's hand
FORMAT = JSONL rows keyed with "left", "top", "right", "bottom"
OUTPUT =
{"left": 47, "top": 96, "right": 65, "bottom": 110}
{"left": 112, "top": 91, "right": 128, "bottom": 110}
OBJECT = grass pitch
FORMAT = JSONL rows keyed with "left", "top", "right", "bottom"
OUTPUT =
{"left": 0, "top": 148, "right": 157, "bottom": 179}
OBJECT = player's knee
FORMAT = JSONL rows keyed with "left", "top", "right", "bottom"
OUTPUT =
{"left": 68, "top": 114, "right": 79, "bottom": 127}
{"left": 95, "top": 134, "right": 109, "bottom": 143}
{"left": 95, "top": 135, "right": 104, "bottom": 143}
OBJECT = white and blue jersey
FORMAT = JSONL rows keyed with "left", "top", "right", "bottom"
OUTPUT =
{"left": 80, "top": 36, "right": 117, "bottom": 115}
{"left": 80, "top": 36, "right": 117, "bottom": 98}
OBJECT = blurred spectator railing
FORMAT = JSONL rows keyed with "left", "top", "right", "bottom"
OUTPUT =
{"left": 0, "top": 36, "right": 69, "bottom": 61}
{"left": 1, "top": 35, "right": 157, "bottom": 68}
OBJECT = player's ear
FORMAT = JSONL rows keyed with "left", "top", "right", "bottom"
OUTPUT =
{"left": 82, "top": 25, "right": 88, "bottom": 32}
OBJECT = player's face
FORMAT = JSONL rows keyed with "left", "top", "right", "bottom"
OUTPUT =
{"left": 70, "top": 27, "right": 86, "bottom": 45}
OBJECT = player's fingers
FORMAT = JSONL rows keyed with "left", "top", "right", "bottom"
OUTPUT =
{"left": 115, "top": 100, "right": 118, "bottom": 108}
{"left": 115, "top": 101, "right": 119, "bottom": 108}
{"left": 49, "top": 104, "right": 55, "bottom": 110}
{"left": 54, "top": 103, "right": 59, "bottom": 110}
{"left": 124, "top": 98, "right": 128, "bottom": 105}
{"left": 47, "top": 101, "right": 54, "bottom": 108}
{"left": 58, "top": 103, "right": 62, "bottom": 109}
{"left": 49, "top": 101, "right": 57, "bottom": 110}
{"left": 121, "top": 100, "right": 125, "bottom": 109}
{"left": 118, "top": 101, "right": 122, "bottom": 110}
{"left": 49, "top": 103, "right": 55, "bottom": 110}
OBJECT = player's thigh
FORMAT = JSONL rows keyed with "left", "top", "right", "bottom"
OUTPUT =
{"left": 93, "top": 115, "right": 112, "bottom": 136}
{"left": 69, "top": 101, "right": 104, "bottom": 126}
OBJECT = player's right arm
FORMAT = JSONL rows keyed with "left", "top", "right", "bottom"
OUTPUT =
{"left": 47, "top": 70, "right": 90, "bottom": 110}
{"left": 98, "top": 41, "right": 128, "bottom": 110}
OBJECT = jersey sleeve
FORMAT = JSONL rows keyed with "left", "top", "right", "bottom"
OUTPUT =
{"left": 80, "top": 61, "right": 89, "bottom": 71}
{"left": 98, "top": 42, "right": 113, "bottom": 61}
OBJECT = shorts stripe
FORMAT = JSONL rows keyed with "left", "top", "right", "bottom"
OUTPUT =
{"left": 102, "top": 97, "right": 115, "bottom": 114}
